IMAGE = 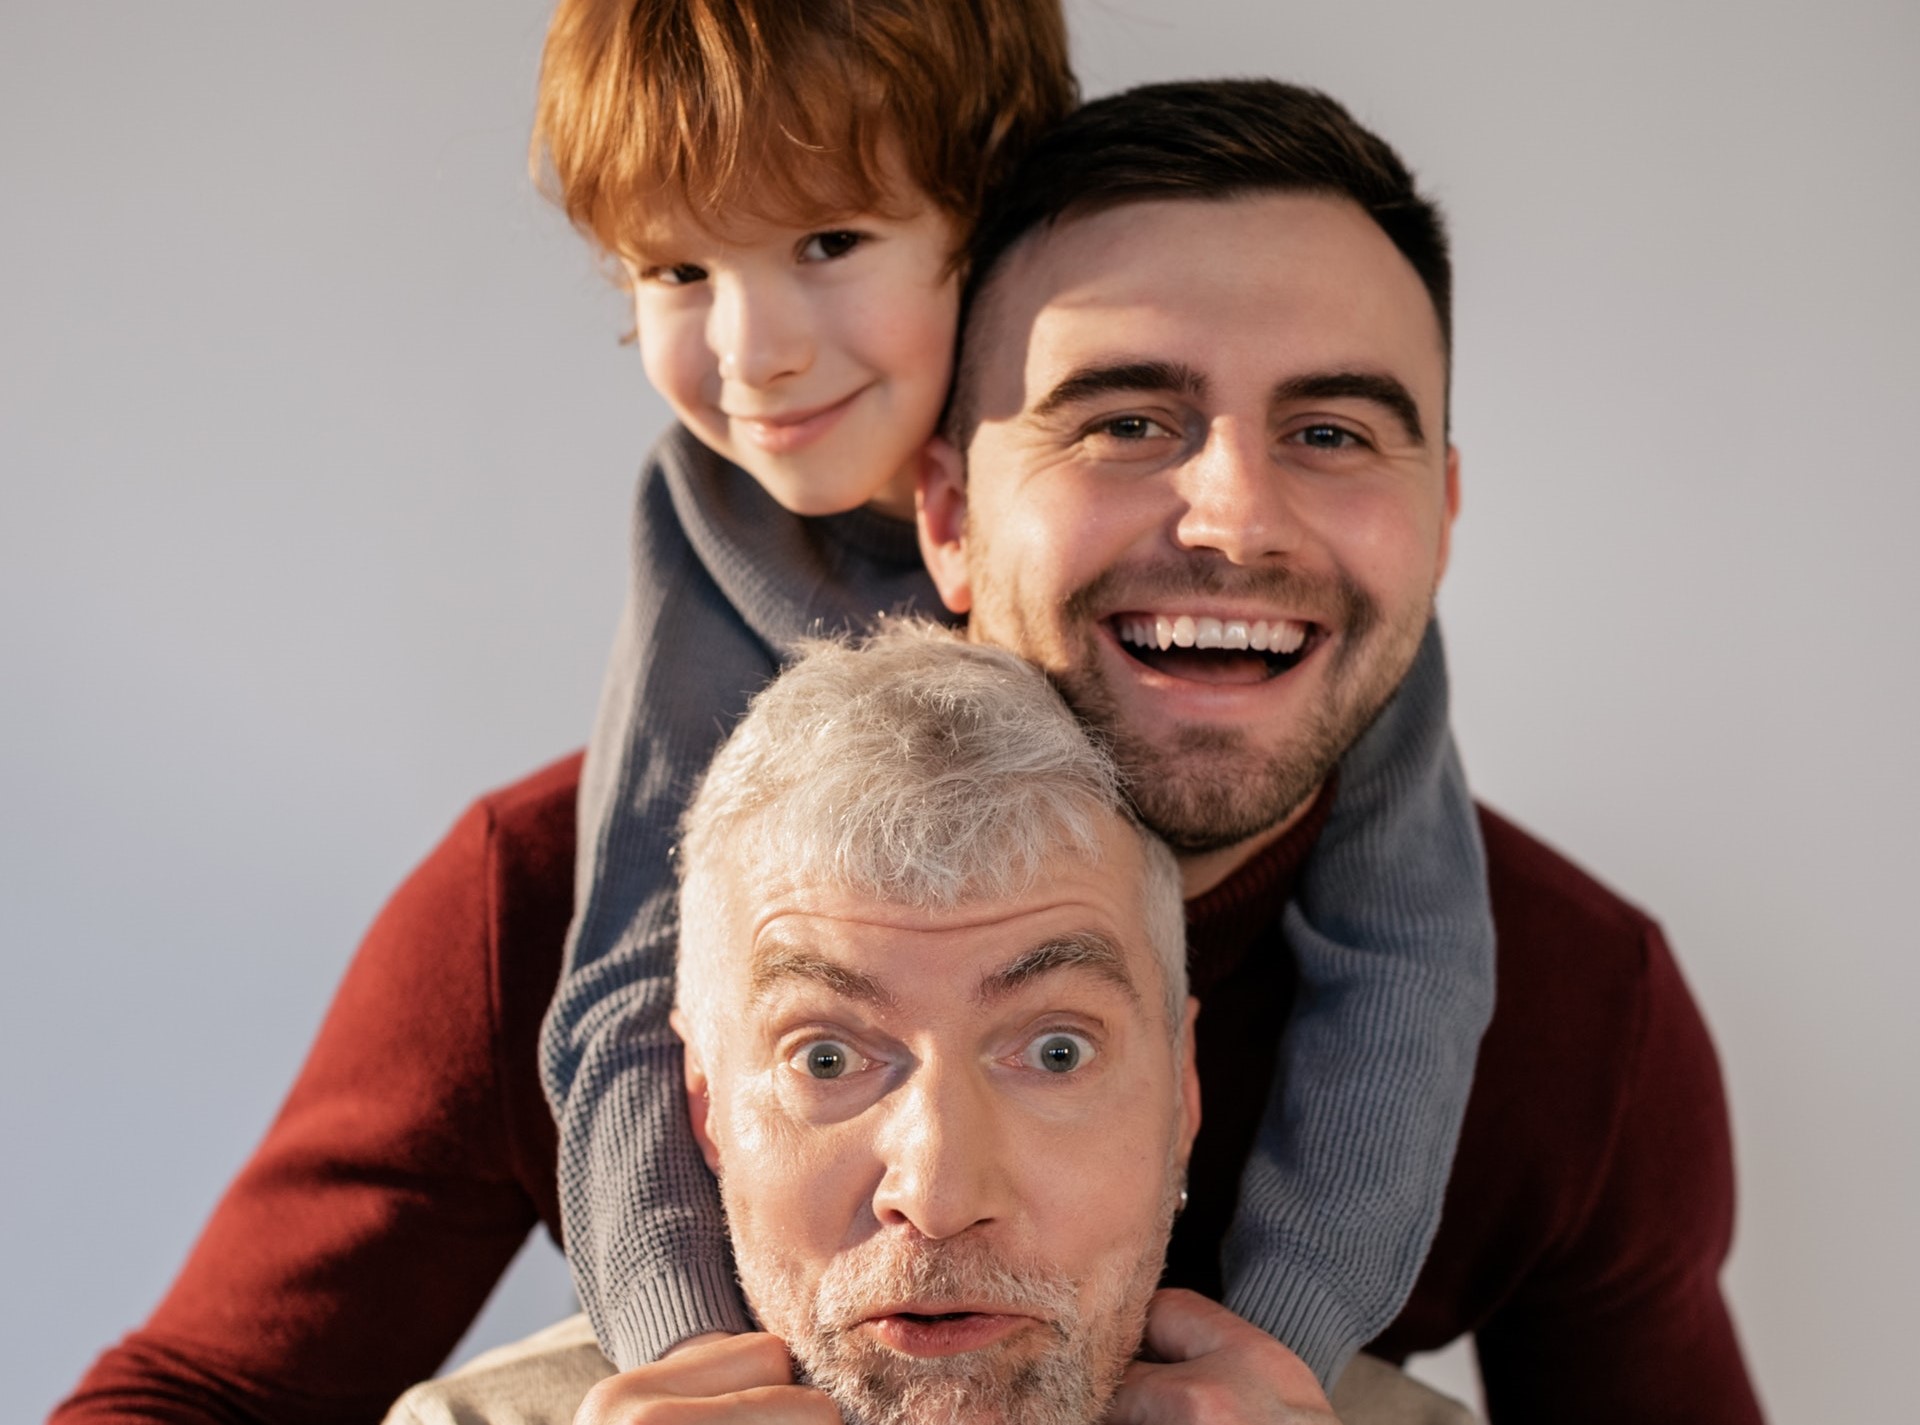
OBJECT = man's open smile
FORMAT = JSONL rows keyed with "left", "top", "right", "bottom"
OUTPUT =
{"left": 1109, "top": 611, "right": 1321, "bottom": 686}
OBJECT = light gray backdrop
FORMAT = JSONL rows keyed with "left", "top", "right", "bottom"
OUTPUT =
{"left": 4, "top": 2, "right": 1914, "bottom": 1420}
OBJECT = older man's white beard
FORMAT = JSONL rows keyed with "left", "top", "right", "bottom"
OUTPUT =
{"left": 730, "top": 1213, "right": 1172, "bottom": 1425}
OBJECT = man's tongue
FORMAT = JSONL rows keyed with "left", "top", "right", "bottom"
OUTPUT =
{"left": 1126, "top": 644, "right": 1277, "bottom": 685}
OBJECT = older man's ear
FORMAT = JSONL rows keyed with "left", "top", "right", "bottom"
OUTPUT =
{"left": 1180, "top": 996, "right": 1203, "bottom": 1158}
{"left": 914, "top": 436, "right": 973, "bottom": 616}
{"left": 669, "top": 1009, "right": 724, "bottom": 1176}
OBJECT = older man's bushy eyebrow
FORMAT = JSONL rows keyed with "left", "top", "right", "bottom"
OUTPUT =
{"left": 1031, "top": 360, "right": 1208, "bottom": 420}
{"left": 1275, "top": 370, "right": 1426, "bottom": 445}
{"left": 979, "top": 931, "right": 1139, "bottom": 1006}
{"left": 748, "top": 941, "right": 894, "bottom": 1011}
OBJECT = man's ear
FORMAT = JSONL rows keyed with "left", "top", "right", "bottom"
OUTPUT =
{"left": 916, "top": 435, "right": 973, "bottom": 615}
{"left": 1434, "top": 443, "right": 1462, "bottom": 588}
{"left": 670, "top": 1008, "right": 723, "bottom": 1175}
{"left": 1177, "top": 996, "right": 1203, "bottom": 1159}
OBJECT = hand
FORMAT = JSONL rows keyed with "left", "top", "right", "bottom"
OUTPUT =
{"left": 1105, "top": 1289, "right": 1340, "bottom": 1425}
{"left": 573, "top": 1332, "right": 842, "bottom": 1425}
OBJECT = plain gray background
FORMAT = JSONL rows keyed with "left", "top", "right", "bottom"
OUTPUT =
{"left": 4, "top": 1, "right": 1914, "bottom": 1420}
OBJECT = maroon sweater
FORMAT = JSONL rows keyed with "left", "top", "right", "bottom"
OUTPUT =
{"left": 53, "top": 752, "right": 1763, "bottom": 1424}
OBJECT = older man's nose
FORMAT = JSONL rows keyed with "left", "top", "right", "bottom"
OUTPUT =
{"left": 869, "top": 1064, "right": 1008, "bottom": 1240}
{"left": 1172, "top": 417, "right": 1300, "bottom": 564}
{"left": 709, "top": 272, "right": 812, "bottom": 388}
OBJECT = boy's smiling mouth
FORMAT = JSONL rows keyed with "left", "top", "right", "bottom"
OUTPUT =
{"left": 1109, "top": 612, "right": 1319, "bottom": 686}
{"left": 729, "top": 386, "right": 869, "bottom": 454}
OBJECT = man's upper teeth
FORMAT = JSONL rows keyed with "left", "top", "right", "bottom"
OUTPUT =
{"left": 1120, "top": 614, "right": 1308, "bottom": 653}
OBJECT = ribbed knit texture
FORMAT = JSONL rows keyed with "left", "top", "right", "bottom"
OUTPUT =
{"left": 540, "top": 428, "right": 943, "bottom": 1370}
{"left": 540, "top": 427, "right": 1496, "bottom": 1382}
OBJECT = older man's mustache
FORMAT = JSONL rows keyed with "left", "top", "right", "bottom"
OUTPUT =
{"left": 812, "top": 1234, "right": 1078, "bottom": 1347}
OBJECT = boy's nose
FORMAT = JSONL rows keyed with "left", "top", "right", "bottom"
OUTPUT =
{"left": 709, "top": 274, "right": 813, "bottom": 388}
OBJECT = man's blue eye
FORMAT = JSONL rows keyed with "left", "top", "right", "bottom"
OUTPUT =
{"left": 805, "top": 1042, "right": 850, "bottom": 1079}
{"left": 1032, "top": 1033, "right": 1091, "bottom": 1073}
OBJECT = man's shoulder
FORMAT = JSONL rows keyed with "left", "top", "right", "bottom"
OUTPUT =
{"left": 466, "top": 750, "right": 583, "bottom": 858}
{"left": 1383, "top": 804, "right": 1724, "bottom": 1357}
{"left": 1475, "top": 802, "right": 1664, "bottom": 981}
{"left": 1463, "top": 802, "right": 1713, "bottom": 1225}
{"left": 370, "top": 751, "right": 581, "bottom": 1014}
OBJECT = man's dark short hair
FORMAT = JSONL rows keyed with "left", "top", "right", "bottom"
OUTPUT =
{"left": 948, "top": 78, "right": 1452, "bottom": 444}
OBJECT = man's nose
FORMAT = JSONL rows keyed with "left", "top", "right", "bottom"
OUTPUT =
{"left": 1171, "top": 417, "right": 1300, "bottom": 564}
{"left": 708, "top": 272, "right": 812, "bottom": 388}
{"left": 868, "top": 1061, "right": 1009, "bottom": 1241}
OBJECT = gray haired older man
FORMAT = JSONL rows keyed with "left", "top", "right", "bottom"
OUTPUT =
{"left": 387, "top": 624, "right": 1472, "bottom": 1425}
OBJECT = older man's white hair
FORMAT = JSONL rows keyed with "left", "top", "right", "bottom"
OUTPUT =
{"left": 674, "top": 620, "right": 1187, "bottom": 1052}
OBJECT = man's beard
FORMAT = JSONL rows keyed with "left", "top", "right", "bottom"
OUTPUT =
{"left": 1035, "top": 556, "right": 1427, "bottom": 854}
{"left": 725, "top": 1180, "right": 1178, "bottom": 1425}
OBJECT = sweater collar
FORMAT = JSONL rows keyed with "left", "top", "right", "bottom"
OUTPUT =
{"left": 656, "top": 424, "right": 947, "bottom": 656}
{"left": 1183, "top": 778, "right": 1335, "bottom": 995}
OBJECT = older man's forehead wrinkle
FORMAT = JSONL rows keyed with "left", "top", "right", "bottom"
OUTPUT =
{"left": 1273, "top": 370, "right": 1427, "bottom": 445}
{"left": 978, "top": 931, "right": 1139, "bottom": 1005}
{"left": 1029, "top": 360, "right": 1208, "bottom": 421}
{"left": 747, "top": 940, "right": 895, "bottom": 1010}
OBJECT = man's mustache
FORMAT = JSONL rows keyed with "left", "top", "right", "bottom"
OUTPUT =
{"left": 812, "top": 1234, "right": 1078, "bottom": 1341}
{"left": 1060, "top": 556, "right": 1378, "bottom": 640}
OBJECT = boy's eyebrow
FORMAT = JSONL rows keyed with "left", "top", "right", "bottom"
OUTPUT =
{"left": 977, "top": 931, "right": 1139, "bottom": 1006}
{"left": 1274, "top": 370, "right": 1427, "bottom": 445}
{"left": 1030, "top": 360, "right": 1208, "bottom": 419}
{"left": 748, "top": 937, "right": 895, "bottom": 1011}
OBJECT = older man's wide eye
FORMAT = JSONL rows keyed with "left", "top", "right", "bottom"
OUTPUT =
{"left": 1025, "top": 1031, "right": 1095, "bottom": 1074}
{"left": 798, "top": 1041, "right": 855, "bottom": 1079}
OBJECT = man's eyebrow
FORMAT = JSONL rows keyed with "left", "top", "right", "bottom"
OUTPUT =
{"left": 1275, "top": 370, "right": 1426, "bottom": 445}
{"left": 748, "top": 939, "right": 894, "bottom": 1011}
{"left": 1031, "top": 360, "right": 1208, "bottom": 420}
{"left": 978, "top": 931, "right": 1140, "bottom": 1006}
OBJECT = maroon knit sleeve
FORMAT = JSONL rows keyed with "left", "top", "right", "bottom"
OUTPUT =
{"left": 1474, "top": 923, "right": 1765, "bottom": 1424}
{"left": 48, "top": 761, "right": 577, "bottom": 1425}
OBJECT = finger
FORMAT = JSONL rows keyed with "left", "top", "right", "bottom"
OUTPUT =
{"left": 1137, "top": 1288, "right": 1238, "bottom": 1364}
{"left": 661, "top": 1331, "right": 736, "bottom": 1358}
{"left": 575, "top": 1335, "right": 798, "bottom": 1421}
{"left": 654, "top": 1334, "right": 797, "bottom": 1397}
{"left": 637, "top": 1384, "right": 842, "bottom": 1425}
{"left": 1101, "top": 1359, "right": 1176, "bottom": 1425}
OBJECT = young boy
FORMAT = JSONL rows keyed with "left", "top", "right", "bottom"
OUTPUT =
{"left": 533, "top": 0, "right": 1495, "bottom": 1393}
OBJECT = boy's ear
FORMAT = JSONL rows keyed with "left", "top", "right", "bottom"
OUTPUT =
{"left": 916, "top": 436, "right": 973, "bottom": 615}
{"left": 670, "top": 1009, "right": 723, "bottom": 1175}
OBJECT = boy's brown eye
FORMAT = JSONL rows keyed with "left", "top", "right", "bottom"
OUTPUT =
{"left": 800, "top": 231, "right": 863, "bottom": 262}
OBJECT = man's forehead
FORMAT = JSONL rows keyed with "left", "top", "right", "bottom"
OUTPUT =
{"left": 744, "top": 921, "right": 1143, "bottom": 1014}
{"left": 973, "top": 191, "right": 1445, "bottom": 409}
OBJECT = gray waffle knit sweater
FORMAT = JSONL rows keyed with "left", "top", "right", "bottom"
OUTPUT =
{"left": 539, "top": 426, "right": 1495, "bottom": 1386}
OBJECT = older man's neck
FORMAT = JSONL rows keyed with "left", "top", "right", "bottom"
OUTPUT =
{"left": 1175, "top": 782, "right": 1325, "bottom": 900}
